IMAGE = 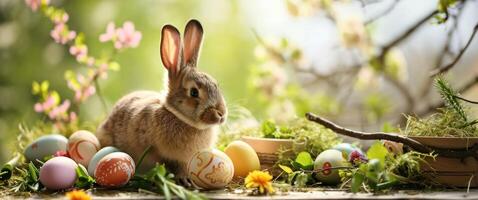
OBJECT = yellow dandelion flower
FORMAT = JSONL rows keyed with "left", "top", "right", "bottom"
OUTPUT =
{"left": 66, "top": 190, "right": 91, "bottom": 200}
{"left": 244, "top": 170, "right": 275, "bottom": 194}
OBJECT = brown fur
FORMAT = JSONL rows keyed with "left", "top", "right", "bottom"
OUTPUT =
{"left": 96, "top": 20, "right": 226, "bottom": 177}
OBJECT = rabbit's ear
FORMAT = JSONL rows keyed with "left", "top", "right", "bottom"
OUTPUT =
{"left": 183, "top": 19, "right": 203, "bottom": 67}
{"left": 160, "top": 25, "right": 181, "bottom": 76}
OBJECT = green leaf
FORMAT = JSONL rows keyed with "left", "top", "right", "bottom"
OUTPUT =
{"left": 351, "top": 172, "right": 364, "bottom": 193}
{"left": 279, "top": 164, "right": 293, "bottom": 174}
{"left": 366, "top": 141, "right": 389, "bottom": 166}
{"left": 40, "top": 81, "right": 49, "bottom": 94}
{"left": 32, "top": 81, "right": 40, "bottom": 95}
{"left": 261, "top": 120, "right": 277, "bottom": 137}
{"left": 293, "top": 172, "right": 309, "bottom": 187}
{"left": 294, "top": 151, "right": 314, "bottom": 170}
{"left": 75, "top": 164, "right": 95, "bottom": 188}
{"left": 28, "top": 162, "right": 39, "bottom": 182}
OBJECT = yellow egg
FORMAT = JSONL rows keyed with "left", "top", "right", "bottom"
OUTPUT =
{"left": 225, "top": 141, "right": 260, "bottom": 178}
{"left": 68, "top": 130, "right": 100, "bottom": 166}
{"left": 187, "top": 149, "right": 234, "bottom": 189}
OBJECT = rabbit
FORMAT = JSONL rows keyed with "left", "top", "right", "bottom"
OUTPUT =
{"left": 96, "top": 19, "right": 227, "bottom": 183}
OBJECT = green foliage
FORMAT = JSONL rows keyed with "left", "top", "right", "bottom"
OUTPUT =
{"left": 128, "top": 164, "right": 206, "bottom": 200}
{"left": 291, "top": 152, "right": 314, "bottom": 170}
{"left": 435, "top": 0, "right": 459, "bottom": 24}
{"left": 341, "top": 143, "right": 435, "bottom": 193}
{"left": 75, "top": 165, "right": 95, "bottom": 189}
{"left": 364, "top": 93, "right": 391, "bottom": 123}
{"left": 403, "top": 76, "right": 477, "bottom": 137}
{"left": 366, "top": 142, "right": 388, "bottom": 166}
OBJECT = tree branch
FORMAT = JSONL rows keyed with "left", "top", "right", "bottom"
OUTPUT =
{"left": 430, "top": 23, "right": 478, "bottom": 77}
{"left": 364, "top": 0, "right": 399, "bottom": 25}
{"left": 306, "top": 112, "right": 478, "bottom": 159}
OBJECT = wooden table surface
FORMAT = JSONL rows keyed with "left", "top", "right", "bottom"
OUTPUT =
{"left": 4, "top": 189, "right": 478, "bottom": 200}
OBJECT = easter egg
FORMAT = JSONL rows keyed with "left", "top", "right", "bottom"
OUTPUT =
{"left": 24, "top": 134, "right": 68, "bottom": 162}
{"left": 87, "top": 146, "right": 120, "bottom": 176}
{"left": 224, "top": 141, "right": 260, "bottom": 178}
{"left": 94, "top": 152, "right": 135, "bottom": 187}
{"left": 332, "top": 143, "right": 359, "bottom": 159}
{"left": 314, "top": 149, "right": 350, "bottom": 185}
{"left": 39, "top": 156, "right": 77, "bottom": 190}
{"left": 68, "top": 130, "right": 101, "bottom": 166}
{"left": 187, "top": 149, "right": 234, "bottom": 189}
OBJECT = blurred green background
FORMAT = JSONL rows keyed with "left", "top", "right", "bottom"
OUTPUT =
{"left": 1, "top": 0, "right": 478, "bottom": 164}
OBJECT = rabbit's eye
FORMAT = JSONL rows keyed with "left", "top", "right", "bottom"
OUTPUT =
{"left": 190, "top": 88, "right": 199, "bottom": 98}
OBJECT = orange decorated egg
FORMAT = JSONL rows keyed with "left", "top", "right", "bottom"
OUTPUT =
{"left": 94, "top": 152, "right": 135, "bottom": 187}
{"left": 187, "top": 149, "right": 234, "bottom": 189}
{"left": 68, "top": 130, "right": 100, "bottom": 166}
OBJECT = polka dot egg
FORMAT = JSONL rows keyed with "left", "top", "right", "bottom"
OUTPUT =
{"left": 94, "top": 152, "right": 135, "bottom": 187}
{"left": 187, "top": 149, "right": 234, "bottom": 189}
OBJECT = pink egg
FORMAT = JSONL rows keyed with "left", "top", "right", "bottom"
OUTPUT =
{"left": 68, "top": 130, "right": 100, "bottom": 166}
{"left": 94, "top": 152, "right": 135, "bottom": 187}
{"left": 39, "top": 156, "right": 78, "bottom": 190}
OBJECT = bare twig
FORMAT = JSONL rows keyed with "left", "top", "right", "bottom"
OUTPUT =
{"left": 305, "top": 112, "right": 432, "bottom": 153}
{"left": 381, "top": 10, "right": 438, "bottom": 53}
{"left": 430, "top": 23, "right": 478, "bottom": 77}
{"left": 364, "top": 0, "right": 399, "bottom": 25}
{"left": 455, "top": 95, "right": 478, "bottom": 104}
{"left": 306, "top": 112, "right": 478, "bottom": 159}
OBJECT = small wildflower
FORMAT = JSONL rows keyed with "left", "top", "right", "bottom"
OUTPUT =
{"left": 99, "top": 21, "right": 142, "bottom": 49}
{"left": 244, "top": 170, "right": 275, "bottom": 195}
{"left": 99, "top": 22, "right": 116, "bottom": 42}
{"left": 25, "top": 0, "right": 49, "bottom": 12}
{"left": 66, "top": 190, "right": 91, "bottom": 200}
{"left": 51, "top": 23, "right": 76, "bottom": 44}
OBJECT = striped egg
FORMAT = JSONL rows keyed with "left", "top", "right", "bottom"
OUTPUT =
{"left": 94, "top": 152, "right": 135, "bottom": 187}
{"left": 68, "top": 130, "right": 100, "bottom": 166}
{"left": 187, "top": 149, "right": 234, "bottom": 189}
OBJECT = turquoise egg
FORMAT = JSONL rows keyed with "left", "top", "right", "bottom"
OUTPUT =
{"left": 332, "top": 143, "right": 363, "bottom": 159}
{"left": 24, "top": 134, "right": 68, "bottom": 162}
{"left": 87, "top": 146, "right": 120, "bottom": 176}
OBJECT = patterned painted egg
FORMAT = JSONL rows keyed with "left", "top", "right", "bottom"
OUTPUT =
{"left": 24, "top": 134, "right": 68, "bottom": 162}
{"left": 94, "top": 152, "right": 135, "bottom": 187}
{"left": 68, "top": 130, "right": 100, "bottom": 166}
{"left": 187, "top": 149, "right": 234, "bottom": 189}
{"left": 39, "top": 156, "right": 77, "bottom": 190}
{"left": 87, "top": 146, "right": 119, "bottom": 176}
{"left": 314, "top": 149, "right": 350, "bottom": 185}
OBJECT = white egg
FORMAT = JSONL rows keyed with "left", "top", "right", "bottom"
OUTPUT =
{"left": 187, "top": 149, "right": 234, "bottom": 189}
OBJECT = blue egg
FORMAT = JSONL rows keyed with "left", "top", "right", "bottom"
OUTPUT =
{"left": 87, "top": 146, "right": 120, "bottom": 176}
{"left": 24, "top": 134, "right": 68, "bottom": 162}
{"left": 332, "top": 143, "right": 362, "bottom": 159}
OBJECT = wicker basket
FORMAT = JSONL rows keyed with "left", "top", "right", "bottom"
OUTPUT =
{"left": 241, "top": 136, "right": 293, "bottom": 171}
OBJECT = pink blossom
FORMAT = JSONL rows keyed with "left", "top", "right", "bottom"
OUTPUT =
{"left": 48, "top": 100, "right": 70, "bottom": 120}
{"left": 69, "top": 45, "right": 87, "bottom": 57}
{"left": 99, "top": 21, "right": 142, "bottom": 49}
{"left": 69, "top": 112, "right": 77, "bottom": 122}
{"left": 99, "top": 22, "right": 116, "bottom": 42}
{"left": 34, "top": 103, "right": 43, "bottom": 112}
{"left": 115, "top": 21, "right": 142, "bottom": 49}
{"left": 25, "top": 0, "right": 49, "bottom": 12}
{"left": 50, "top": 23, "right": 76, "bottom": 44}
